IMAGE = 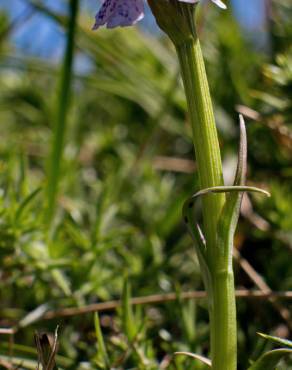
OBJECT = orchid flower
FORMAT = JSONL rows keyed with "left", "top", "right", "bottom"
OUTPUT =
{"left": 93, "top": 0, "right": 226, "bottom": 30}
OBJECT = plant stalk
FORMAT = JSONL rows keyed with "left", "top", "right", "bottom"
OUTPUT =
{"left": 210, "top": 269, "right": 237, "bottom": 370}
{"left": 175, "top": 37, "right": 224, "bottom": 261}
{"left": 175, "top": 32, "right": 237, "bottom": 370}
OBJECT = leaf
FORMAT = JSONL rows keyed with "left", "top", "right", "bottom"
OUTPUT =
{"left": 182, "top": 194, "right": 212, "bottom": 296}
{"left": 122, "top": 276, "right": 137, "bottom": 342}
{"left": 195, "top": 186, "right": 270, "bottom": 198}
{"left": 247, "top": 348, "right": 292, "bottom": 370}
{"left": 257, "top": 332, "right": 292, "bottom": 349}
{"left": 17, "top": 304, "right": 49, "bottom": 329}
{"left": 0, "top": 355, "right": 38, "bottom": 369}
{"left": 216, "top": 114, "right": 247, "bottom": 264}
{"left": 174, "top": 351, "right": 211, "bottom": 367}
{"left": 51, "top": 268, "right": 72, "bottom": 296}
{"left": 14, "top": 187, "right": 42, "bottom": 223}
{"left": 94, "top": 313, "right": 110, "bottom": 369}
{"left": 216, "top": 115, "right": 268, "bottom": 265}
{"left": 182, "top": 116, "right": 270, "bottom": 296}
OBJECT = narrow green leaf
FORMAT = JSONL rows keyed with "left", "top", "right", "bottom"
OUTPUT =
{"left": 216, "top": 115, "right": 248, "bottom": 265}
{"left": 181, "top": 298, "right": 196, "bottom": 343}
{"left": 0, "top": 355, "right": 38, "bottom": 369}
{"left": 218, "top": 114, "right": 246, "bottom": 255}
{"left": 182, "top": 195, "right": 212, "bottom": 295}
{"left": 94, "top": 313, "right": 110, "bottom": 369}
{"left": 248, "top": 348, "right": 292, "bottom": 370}
{"left": 175, "top": 352, "right": 211, "bottom": 367}
{"left": 195, "top": 186, "right": 270, "bottom": 198}
{"left": 16, "top": 153, "right": 28, "bottom": 196}
{"left": 182, "top": 117, "right": 258, "bottom": 289}
{"left": 51, "top": 269, "right": 72, "bottom": 296}
{"left": 186, "top": 117, "right": 269, "bottom": 270}
{"left": 257, "top": 332, "right": 292, "bottom": 349}
{"left": 0, "top": 342, "right": 72, "bottom": 367}
{"left": 182, "top": 195, "right": 207, "bottom": 255}
{"left": 14, "top": 187, "right": 42, "bottom": 223}
{"left": 122, "top": 277, "right": 137, "bottom": 342}
{"left": 216, "top": 116, "right": 270, "bottom": 267}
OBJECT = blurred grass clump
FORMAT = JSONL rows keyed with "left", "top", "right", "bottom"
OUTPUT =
{"left": 0, "top": 0, "right": 291, "bottom": 369}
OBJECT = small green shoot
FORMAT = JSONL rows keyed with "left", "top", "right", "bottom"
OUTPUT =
{"left": 122, "top": 276, "right": 137, "bottom": 342}
{"left": 94, "top": 312, "right": 110, "bottom": 369}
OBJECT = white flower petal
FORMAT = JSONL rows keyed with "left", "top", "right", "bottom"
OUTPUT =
{"left": 211, "top": 0, "right": 227, "bottom": 9}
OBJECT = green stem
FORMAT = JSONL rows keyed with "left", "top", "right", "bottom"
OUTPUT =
{"left": 45, "top": 0, "right": 79, "bottom": 225}
{"left": 175, "top": 38, "right": 224, "bottom": 262}
{"left": 175, "top": 33, "right": 237, "bottom": 370}
{"left": 147, "top": 0, "right": 237, "bottom": 367}
{"left": 210, "top": 270, "right": 237, "bottom": 370}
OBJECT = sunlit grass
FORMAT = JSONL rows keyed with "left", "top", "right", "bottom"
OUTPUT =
{"left": 0, "top": 1, "right": 291, "bottom": 368}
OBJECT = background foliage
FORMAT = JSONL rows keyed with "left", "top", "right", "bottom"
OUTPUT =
{"left": 0, "top": 0, "right": 291, "bottom": 369}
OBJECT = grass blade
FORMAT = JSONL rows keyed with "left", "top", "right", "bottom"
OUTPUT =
{"left": 122, "top": 277, "right": 137, "bottom": 342}
{"left": 94, "top": 312, "right": 110, "bottom": 369}
{"left": 45, "top": 0, "right": 79, "bottom": 225}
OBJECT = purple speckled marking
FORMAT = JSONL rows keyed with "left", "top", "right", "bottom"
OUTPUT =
{"left": 92, "top": 0, "right": 226, "bottom": 30}
{"left": 93, "top": 0, "right": 144, "bottom": 29}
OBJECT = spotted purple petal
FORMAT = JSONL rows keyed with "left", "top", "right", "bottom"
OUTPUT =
{"left": 93, "top": 0, "right": 144, "bottom": 29}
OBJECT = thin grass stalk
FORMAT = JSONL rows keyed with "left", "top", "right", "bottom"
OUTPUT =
{"left": 45, "top": 0, "right": 79, "bottom": 225}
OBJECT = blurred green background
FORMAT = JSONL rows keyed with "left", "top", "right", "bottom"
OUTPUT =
{"left": 0, "top": 0, "right": 291, "bottom": 369}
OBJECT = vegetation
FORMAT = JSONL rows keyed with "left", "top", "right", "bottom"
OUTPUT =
{"left": 0, "top": 0, "right": 291, "bottom": 369}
